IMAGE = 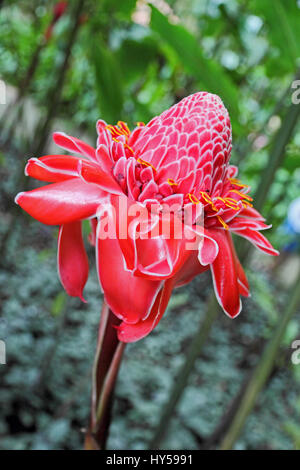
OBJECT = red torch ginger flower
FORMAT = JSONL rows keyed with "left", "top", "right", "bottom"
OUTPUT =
{"left": 15, "top": 92, "right": 278, "bottom": 342}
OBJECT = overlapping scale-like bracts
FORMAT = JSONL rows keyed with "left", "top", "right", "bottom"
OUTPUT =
{"left": 94, "top": 92, "right": 256, "bottom": 233}
{"left": 133, "top": 92, "right": 231, "bottom": 169}
{"left": 96, "top": 93, "right": 231, "bottom": 205}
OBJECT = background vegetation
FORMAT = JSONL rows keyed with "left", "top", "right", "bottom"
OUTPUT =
{"left": 0, "top": 0, "right": 300, "bottom": 450}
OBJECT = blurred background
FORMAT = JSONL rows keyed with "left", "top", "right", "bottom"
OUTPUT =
{"left": 0, "top": 0, "right": 300, "bottom": 450}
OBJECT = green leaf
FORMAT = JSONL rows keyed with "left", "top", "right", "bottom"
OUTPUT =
{"left": 283, "top": 152, "right": 300, "bottom": 173}
{"left": 115, "top": 0, "right": 137, "bottom": 18}
{"left": 250, "top": 0, "right": 300, "bottom": 72}
{"left": 116, "top": 37, "right": 159, "bottom": 84}
{"left": 102, "top": 0, "right": 137, "bottom": 19}
{"left": 149, "top": 6, "right": 239, "bottom": 122}
{"left": 91, "top": 40, "right": 124, "bottom": 123}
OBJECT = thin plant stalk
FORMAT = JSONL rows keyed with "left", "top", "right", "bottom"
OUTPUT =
{"left": 220, "top": 270, "right": 300, "bottom": 450}
{"left": 85, "top": 302, "right": 125, "bottom": 450}
{"left": 149, "top": 295, "right": 219, "bottom": 449}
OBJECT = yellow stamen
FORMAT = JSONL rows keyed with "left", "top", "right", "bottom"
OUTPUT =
{"left": 217, "top": 216, "right": 229, "bottom": 230}
{"left": 200, "top": 192, "right": 218, "bottom": 211}
{"left": 216, "top": 196, "right": 238, "bottom": 210}
{"left": 223, "top": 197, "right": 240, "bottom": 211}
{"left": 117, "top": 121, "right": 130, "bottom": 136}
{"left": 241, "top": 193, "right": 253, "bottom": 202}
{"left": 124, "top": 143, "right": 134, "bottom": 155}
{"left": 200, "top": 192, "right": 212, "bottom": 204}
{"left": 215, "top": 196, "right": 237, "bottom": 210}
{"left": 105, "top": 124, "right": 120, "bottom": 135}
{"left": 215, "top": 196, "right": 226, "bottom": 203}
{"left": 136, "top": 122, "right": 145, "bottom": 127}
{"left": 187, "top": 193, "right": 200, "bottom": 204}
{"left": 225, "top": 197, "right": 239, "bottom": 204}
{"left": 229, "top": 189, "right": 253, "bottom": 202}
{"left": 242, "top": 201, "right": 253, "bottom": 208}
{"left": 167, "top": 178, "right": 178, "bottom": 186}
{"left": 229, "top": 177, "right": 248, "bottom": 189}
{"left": 225, "top": 204, "right": 240, "bottom": 211}
{"left": 106, "top": 122, "right": 131, "bottom": 142}
{"left": 137, "top": 158, "right": 157, "bottom": 172}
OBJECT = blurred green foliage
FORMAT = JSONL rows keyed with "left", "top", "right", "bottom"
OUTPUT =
{"left": 0, "top": 0, "right": 300, "bottom": 450}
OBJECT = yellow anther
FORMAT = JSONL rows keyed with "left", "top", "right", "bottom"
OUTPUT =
{"left": 117, "top": 121, "right": 130, "bottom": 136}
{"left": 136, "top": 121, "right": 145, "bottom": 127}
{"left": 124, "top": 143, "right": 134, "bottom": 154}
{"left": 223, "top": 197, "right": 240, "bottom": 211}
{"left": 229, "top": 177, "right": 248, "bottom": 189}
{"left": 105, "top": 124, "right": 117, "bottom": 133}
{"left": 217, "top": 216, "right": 229, "bottom": 230}
{"left": 137, "top": 158, "right": 157, "bottom": 172}
{"left": 167, "top": 178, "right": 178, "bottom": 186}
{"left": 200, "top": 191, "right": 212, "bottom": 204}
{"left": 225, "top": 197, "right": 239, "bottom": 204}
{"left": 106, "top": 122, "right": 131, "bottom": 141}
{"left": 229, "top": 189, "right": 253, "bottom": 202}
{"left": 187, "top": 193, "right": 200, "bottom": 204}
{"left": 241, "top": 193, "right": 253, "bottom": 202}
{"left": 200, "top": 192, "right": 218, "bottom": 211}
{"left": 242, "top": 201, "right": 253, "bottom": 208}
{"left": 215, "top": 196, "right": 239, "bottom": 211}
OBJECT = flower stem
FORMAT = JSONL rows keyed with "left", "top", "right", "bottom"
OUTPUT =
{"left": 220, "top": 270, "right": 300, "bottom": 450}
{"left": 85, "top": 302, "right": 125, "bottom": 450}
{"left": 149, "top": 295, "right": 219, "bottom": 449}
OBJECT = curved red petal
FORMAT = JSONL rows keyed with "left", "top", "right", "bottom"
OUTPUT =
{"left": 229, "top": 218, "right": 271, "bottom": 231}
{"left": 117, "top": 278, "right": 174, "bottom": 343}
{"left": 95, "top": 145, "right": 114, "bottom": 173}
{"left": 15, "top": 179, "right": 106, "bottom": 225}
{"left": 78, "top": 159, "right": 124, "bottom": 196}
{"left": 198, "top": 231, "right": 219, "bottom": 266}
{"left": 209, "top": 228, "right": 242, "bottom": 318}
{"left": 96, "top": 216, "right": 162, "bottom": 325}
{"left": 232, "top": 227, "right": 279, "bottom": 256}
{"left": 238, "top": 205, "right": 265, "bottom": 221}
{"left": 113, "top": 198, "right": 192, "bottom": 280}
{"left": 25, "top": 155, "right": 82, "bottom": 183}
{"left": 174, "top": 251, "right": 209, "bottom": 287}
{"left": 53, "top": 132, "right": 96, "bottom": 160}
{"left": 227, "top": 232, "right": 250, "bottom": 298}
{"left": 58, "top": 222, "right": 89, "bottom": 301}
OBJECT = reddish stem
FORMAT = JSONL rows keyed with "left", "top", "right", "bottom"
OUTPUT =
{"left": 85, "top": 302, "right": 125, "bottom": 450}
